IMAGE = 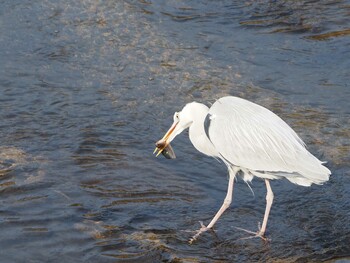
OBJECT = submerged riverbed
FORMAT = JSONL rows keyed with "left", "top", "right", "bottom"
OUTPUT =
{"left": 0, "top": 0, "right": 349, "bottom": 262}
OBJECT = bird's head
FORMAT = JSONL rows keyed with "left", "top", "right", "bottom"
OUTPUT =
{"left": 154, "top": 103, "right": 195, "bottom": 158}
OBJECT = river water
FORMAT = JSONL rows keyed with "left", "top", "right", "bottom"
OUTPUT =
{"left": 0, "top": 0, "right": 349, "bottom": 262}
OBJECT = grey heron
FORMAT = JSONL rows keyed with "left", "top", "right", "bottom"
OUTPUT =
{"left": 154, "top": 96, "right": 331, "bottom": 243}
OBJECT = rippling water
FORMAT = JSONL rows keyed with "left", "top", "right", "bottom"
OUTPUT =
{"left": 0, "top": 0, "right": 349, "bottom": 262}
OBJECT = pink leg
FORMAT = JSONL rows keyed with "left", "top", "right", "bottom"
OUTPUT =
{"left": 236, "top": 179, "right": 274, "bottom": 241}
{"left": 189, "top": 167, "right": 239, "bottom": 243}
{"left": 258, "top": 179, "right": 274, "bottom": 237}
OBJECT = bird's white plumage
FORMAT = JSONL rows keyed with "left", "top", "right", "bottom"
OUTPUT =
{"left": 155, "top": 95, "right": 331, "bottom": 241}
{"left": 206, "top": 96, "right": 330, "bottom": 186}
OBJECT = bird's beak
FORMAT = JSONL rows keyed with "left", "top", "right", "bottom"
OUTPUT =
{"left": 153, "top": 121, "right": 178, "bottom": 157}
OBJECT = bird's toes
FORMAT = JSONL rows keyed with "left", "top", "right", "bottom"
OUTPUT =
{"left": 198, "top": 221, "right": 209, "bottom": 231}
{"left": 235, "top": 226, "right": 271, "bottom": 242}
{"left": 188, "top": 221, "right": 210, "bottom": 244}
{"left": 256, "top": 231, "right": 270, "bottom": 242}
{"left": 189, "top": 231, "right": 201, "bottom": 244}
{"left": 258, "top": 222, "right": 262, "bottom": 231}
{"left": 235, "top": 226, "right": 257, "bottom": 235}
{"left": 188, "top": 236, "right": 196, "bottom": 244}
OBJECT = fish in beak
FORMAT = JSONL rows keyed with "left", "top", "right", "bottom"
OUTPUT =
{"left": 156, "top": 141, "right": 176, "bottom": 159}
{"left": 154, "top": 121, "right": 178, "bottom": 159}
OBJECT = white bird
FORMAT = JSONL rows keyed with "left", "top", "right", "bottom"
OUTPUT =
{"left": 154, "top": 96, "right": 331, "bottom": 243}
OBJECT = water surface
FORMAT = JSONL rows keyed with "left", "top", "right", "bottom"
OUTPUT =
{"left": 0, "top": 0, "right": 349, "bottom": 262}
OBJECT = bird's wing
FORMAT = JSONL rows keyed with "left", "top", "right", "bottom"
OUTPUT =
{"left": 207, "top": 96, "right": 329, "bottom": 183}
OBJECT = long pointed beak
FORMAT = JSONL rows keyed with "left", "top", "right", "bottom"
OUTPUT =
{"left": 154, "top": 122, "right": 178, "bottom": 157}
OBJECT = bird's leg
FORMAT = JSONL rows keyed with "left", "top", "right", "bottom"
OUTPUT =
{"left": 189, "top": 167, "right": 238, "bottom": 244}
{"left": 236, "top": 179, "right": 273, "bottom": 241}
{"left": 258, "top": 179, "right": 274, "bottom": 237}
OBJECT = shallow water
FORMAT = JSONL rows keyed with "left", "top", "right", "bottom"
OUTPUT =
{"left": 0, "top": 0, "right": 349, "bottom": 262}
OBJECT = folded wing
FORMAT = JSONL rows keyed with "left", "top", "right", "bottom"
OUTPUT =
{"left": 207, "top": 96, "right": 330, "bottom": 186}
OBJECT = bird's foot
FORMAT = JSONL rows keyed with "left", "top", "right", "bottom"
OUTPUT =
{"left": 189, "top": 221, "right": 210, "bottom": 244}
{"left": 235, "top": 223, "right": 271, "bottom": 242}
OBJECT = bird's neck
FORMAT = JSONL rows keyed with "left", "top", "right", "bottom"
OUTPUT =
{"left": 188, "top": 105, "right": 218, "bottom": 157}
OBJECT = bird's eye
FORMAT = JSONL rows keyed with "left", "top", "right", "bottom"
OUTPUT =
{"left": 175, "top": 112, "right": 179, "bottom": 121}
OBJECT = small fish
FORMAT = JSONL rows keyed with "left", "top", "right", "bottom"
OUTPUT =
{"left": 154, "top": 140, "right": 176, "bottom": 159}
{"left": 161, "top": 143, "right": 176, "bottom": 159}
